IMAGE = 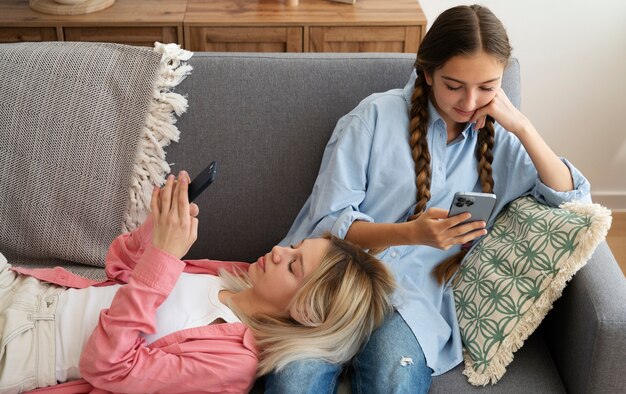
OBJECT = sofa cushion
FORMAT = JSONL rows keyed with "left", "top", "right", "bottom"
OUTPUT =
{"left": 0, "top": 42, "right": 191, "bottom": 268}
{"left": 452, "top": 196, "right": 611, "bottom": 385}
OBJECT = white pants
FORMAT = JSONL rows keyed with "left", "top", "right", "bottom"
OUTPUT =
{"left": 0, "top": 253, "right": 62, "bottom": 393}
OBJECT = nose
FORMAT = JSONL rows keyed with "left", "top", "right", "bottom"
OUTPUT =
{"left": 461, "top": 89, "right": 478, "bottom": 111}
{"left": 271, "top": 245, "right": 289, "bottom": 264}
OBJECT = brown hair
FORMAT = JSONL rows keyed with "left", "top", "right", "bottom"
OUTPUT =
{"left": 408, "top": 5, "right": 511, "bottom": 283}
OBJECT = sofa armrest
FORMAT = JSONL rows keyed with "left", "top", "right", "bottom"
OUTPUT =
{"left": 545, "top": 241, "right": 626, "bottom": 393}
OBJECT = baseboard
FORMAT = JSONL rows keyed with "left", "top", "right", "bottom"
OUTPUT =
{"left": 592, "top": 192, "right": 626, "bottom": 212}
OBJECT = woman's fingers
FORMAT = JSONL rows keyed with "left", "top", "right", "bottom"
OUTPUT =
{"left": 454, "top": 228, "right": 488, "bottom": 245}
{"left": 175, "top": 171, "right": 190, "bottom": 220}
{"left": 160, "top": 174, "right": 175, "bottom": 214}
{"left": 446, "top": 211, "right": 472, "bottom": 227}
{"left": 189, "top": 203, "right": 200, "bottom": 217}
{"left": 151, "top": 185, "right": 160, "bottom": 217}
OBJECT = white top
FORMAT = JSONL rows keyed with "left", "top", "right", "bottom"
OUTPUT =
{"left": 55, "top": 273, "right": 239, "bottom": 382}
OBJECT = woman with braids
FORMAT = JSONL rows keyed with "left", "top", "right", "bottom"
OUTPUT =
{"left": 266, "top": 4, "right": 590, "bottom": 393}
{"left": 0, "top": 171, "right": 395, "bottom": 393}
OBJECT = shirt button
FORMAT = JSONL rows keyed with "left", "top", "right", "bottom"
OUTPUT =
{"left": 390, "top": 251, "right": 398, "bottom": 258}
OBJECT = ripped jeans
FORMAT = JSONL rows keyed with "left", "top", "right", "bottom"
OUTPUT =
{"left": 265, "top": 311, "right": 432, "bottom": 394}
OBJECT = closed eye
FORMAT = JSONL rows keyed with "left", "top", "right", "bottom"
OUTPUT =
{"left": 446, "top": 84, "right": 461, "bottom": 91}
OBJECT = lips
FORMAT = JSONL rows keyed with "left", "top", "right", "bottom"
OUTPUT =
{"left": 257, "top": 256, "right": 266, "bottom": 272}
{"left": 454, "top": 108, "right": 474, "bottom": 117}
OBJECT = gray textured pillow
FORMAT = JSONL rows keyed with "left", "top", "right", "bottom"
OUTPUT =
{"left": 0, "top": 42, "right": 192, "bottom": 267}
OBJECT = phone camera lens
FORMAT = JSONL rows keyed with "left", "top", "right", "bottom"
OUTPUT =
{"left": 455, "top": 202, "right": 464, "bottom": 207}
{"left": 466, "top": 200, "right": 474, "bottom": 206}
{"left": 457, "top": 197, "right": 466, "bottom": 203}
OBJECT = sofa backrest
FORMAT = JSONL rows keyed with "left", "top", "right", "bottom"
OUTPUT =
{"left": 170, "top": 53, "right": 520, "bottom": 262}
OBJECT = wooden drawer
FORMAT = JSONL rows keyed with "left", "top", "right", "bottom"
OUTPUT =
{"left": 0, "top": 27, "right": 59, "bottom": 43}
{"left": 309, "top": 26, "right": 421, "bottom": 53}
{"left": 64, "top": 26, "right": 180, "bottom": 46}
{"left": 186, "top": 26, "right": 303, "bottom": 52}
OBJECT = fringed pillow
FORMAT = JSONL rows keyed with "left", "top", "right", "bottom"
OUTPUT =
{"left": 0, "top": 42, "right": 191, "bottom": 269}
{"left": 452, "top": 196, "right": 611, "bottom": 385}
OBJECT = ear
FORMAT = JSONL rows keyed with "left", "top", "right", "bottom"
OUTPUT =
{"left": 424, "top": 72, "right": 434, "bottom": 87}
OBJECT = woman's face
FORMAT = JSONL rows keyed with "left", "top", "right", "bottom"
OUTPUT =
{"left": 425, "top": 51, "right": 505, "bottom": 131}
{"left": 248, "top": 238, "right": 330, "bottom": 317}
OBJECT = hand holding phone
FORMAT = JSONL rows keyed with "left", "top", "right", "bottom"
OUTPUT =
{"left": 448, "top": 192, "right": 496, "bottom": 226}
{"left": 188, "top": 161, "right": 217, "bottom": 202}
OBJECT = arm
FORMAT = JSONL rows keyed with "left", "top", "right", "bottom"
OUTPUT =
{"left": 104, "top": 216, "right": 154, "bottom": 283}
{"left": 81, "top": 172, "right": 257, "bottom": 393}
{"left": 346, "top": 210, "right": 486, "bottom": 250}
{"left": 472, "top": 88, "right": 575, "bottom": 192}
{"left": 289, "top": 107, "right": 486, "bottom": 251}
{"left": 80, "top": 245, "right": 257, "bottom": 393}
{"left": 105, "top": 177, "right": 201, "bottom": 282}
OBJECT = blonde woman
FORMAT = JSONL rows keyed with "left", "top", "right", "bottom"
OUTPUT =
{"left": 0, "top": 171, "right": 395, "bottom": 393}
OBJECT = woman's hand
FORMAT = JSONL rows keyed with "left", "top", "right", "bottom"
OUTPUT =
{"left": 404, "top": 207, "right": 487, "bottom": 250}
{"left": 471, "top": 88, "right": 575, "bottom": 192}
{"left": 471, "top": 88, "right": 530, "bottom": 135}
{"left": 151, "top": 171, "right": 199, "bottom": 259}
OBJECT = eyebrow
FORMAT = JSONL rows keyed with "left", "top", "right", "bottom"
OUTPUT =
{"left": 441, "top": 76, "right": 501, "bottom": 84}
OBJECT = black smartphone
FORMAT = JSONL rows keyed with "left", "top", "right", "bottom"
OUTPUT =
{"left": 448, "top": 192, "right": 497, "bottom": 226}
{"left": 187, "top": 161, "right": 217, "bottom": 202}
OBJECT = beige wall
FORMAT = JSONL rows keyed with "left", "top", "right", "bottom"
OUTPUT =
{"left": 419, "top": 0, "right": 626, "bottom": 210}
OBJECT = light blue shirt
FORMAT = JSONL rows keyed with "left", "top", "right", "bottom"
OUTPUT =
{"left": 282, "top": 71, "right": 591, "bottom": 375}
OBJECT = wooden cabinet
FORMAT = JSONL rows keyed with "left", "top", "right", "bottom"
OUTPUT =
{"left": 186, "top": 26, "right": 304, "bottom": 52}
{"left": 0, "top": 0, "right": 186, "bottom": 46}
{"left": 0, "top": 0, "right": 426, "bottom": 53}
{"left": 0, "top": 26, "right": 59, "bottom": 43}
{"left": 309, "top": 26, "right": 421, "bottom": 53}
{"left": 184, "top": 0, "right": 425, "bottom": 53}
{"left": 64, "top": 26, "right": 180, "bottom": 47}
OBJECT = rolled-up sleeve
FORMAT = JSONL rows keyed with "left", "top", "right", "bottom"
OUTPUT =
{"left": 532, "top": 157, "right": 592, "bottom": 206}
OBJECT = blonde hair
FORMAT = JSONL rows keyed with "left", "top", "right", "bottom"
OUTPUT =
{"left": 219, "top": 234, "right": 395, "bottom": 376}
{"left": 409, "top": 5, "right": 510, "bottom": 283}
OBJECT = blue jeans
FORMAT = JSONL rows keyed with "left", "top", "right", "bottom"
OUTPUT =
{"left": 264, "top": 311, "right": 432, "bottom": 394}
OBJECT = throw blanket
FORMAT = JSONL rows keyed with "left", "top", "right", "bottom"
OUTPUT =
{"left": 0, "top": 41, "right": 192, "bottom": 270}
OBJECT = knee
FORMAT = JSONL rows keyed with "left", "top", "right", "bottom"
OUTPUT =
{"left": 264, "top": 359, "right": 341, "bottom": 394}
{"left": 353, "top": 312, "right": 432, "bottom": 392}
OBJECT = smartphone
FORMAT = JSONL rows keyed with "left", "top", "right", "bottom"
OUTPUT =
{"left": 187, "top": 161, "right": 217, "bottom": 202}
{"left": 448, "top": 192, "right": 496, "bottom": 226}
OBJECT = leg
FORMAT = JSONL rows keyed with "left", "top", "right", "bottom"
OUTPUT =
{"left": 0, "top": 252, "right": 61, "bottom": 392}
{"left": 351, "top": 311, "right": 432, "bottom": 394}
{"left": 264, "top": 358, "right": 343, "bottom": 394}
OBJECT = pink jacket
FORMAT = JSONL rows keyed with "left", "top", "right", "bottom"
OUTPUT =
{"left": 18, "top": 218, "right": 259, "bottom": 393}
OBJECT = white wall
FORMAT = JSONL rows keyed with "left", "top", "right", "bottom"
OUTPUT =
{"left": 418, "top": 0, "right": 626, "bottom": 210}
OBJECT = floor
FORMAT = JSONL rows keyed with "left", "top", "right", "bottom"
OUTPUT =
{"left": 606, "top": 211, "right": 626, "bottom": 276}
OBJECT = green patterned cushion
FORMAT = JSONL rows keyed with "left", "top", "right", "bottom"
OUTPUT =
{"left": 452, "top": 196, "right": 612, "bottom": 386}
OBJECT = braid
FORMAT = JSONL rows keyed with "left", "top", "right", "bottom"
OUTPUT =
{"left": 475, "top": 117, "right": 495, "bottom": 193}
{"left": 407, "top": 71, "right": 432, "bottom": 222}
{"left": 433, "top": 118, "right": 496, "bottom": 284}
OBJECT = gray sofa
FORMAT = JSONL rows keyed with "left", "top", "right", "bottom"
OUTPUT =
{"left": 167, "top": 53, "right": 625, "bottom": 393}
{"left": 11, "top": 51, "right": 626, "bottom": 393}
